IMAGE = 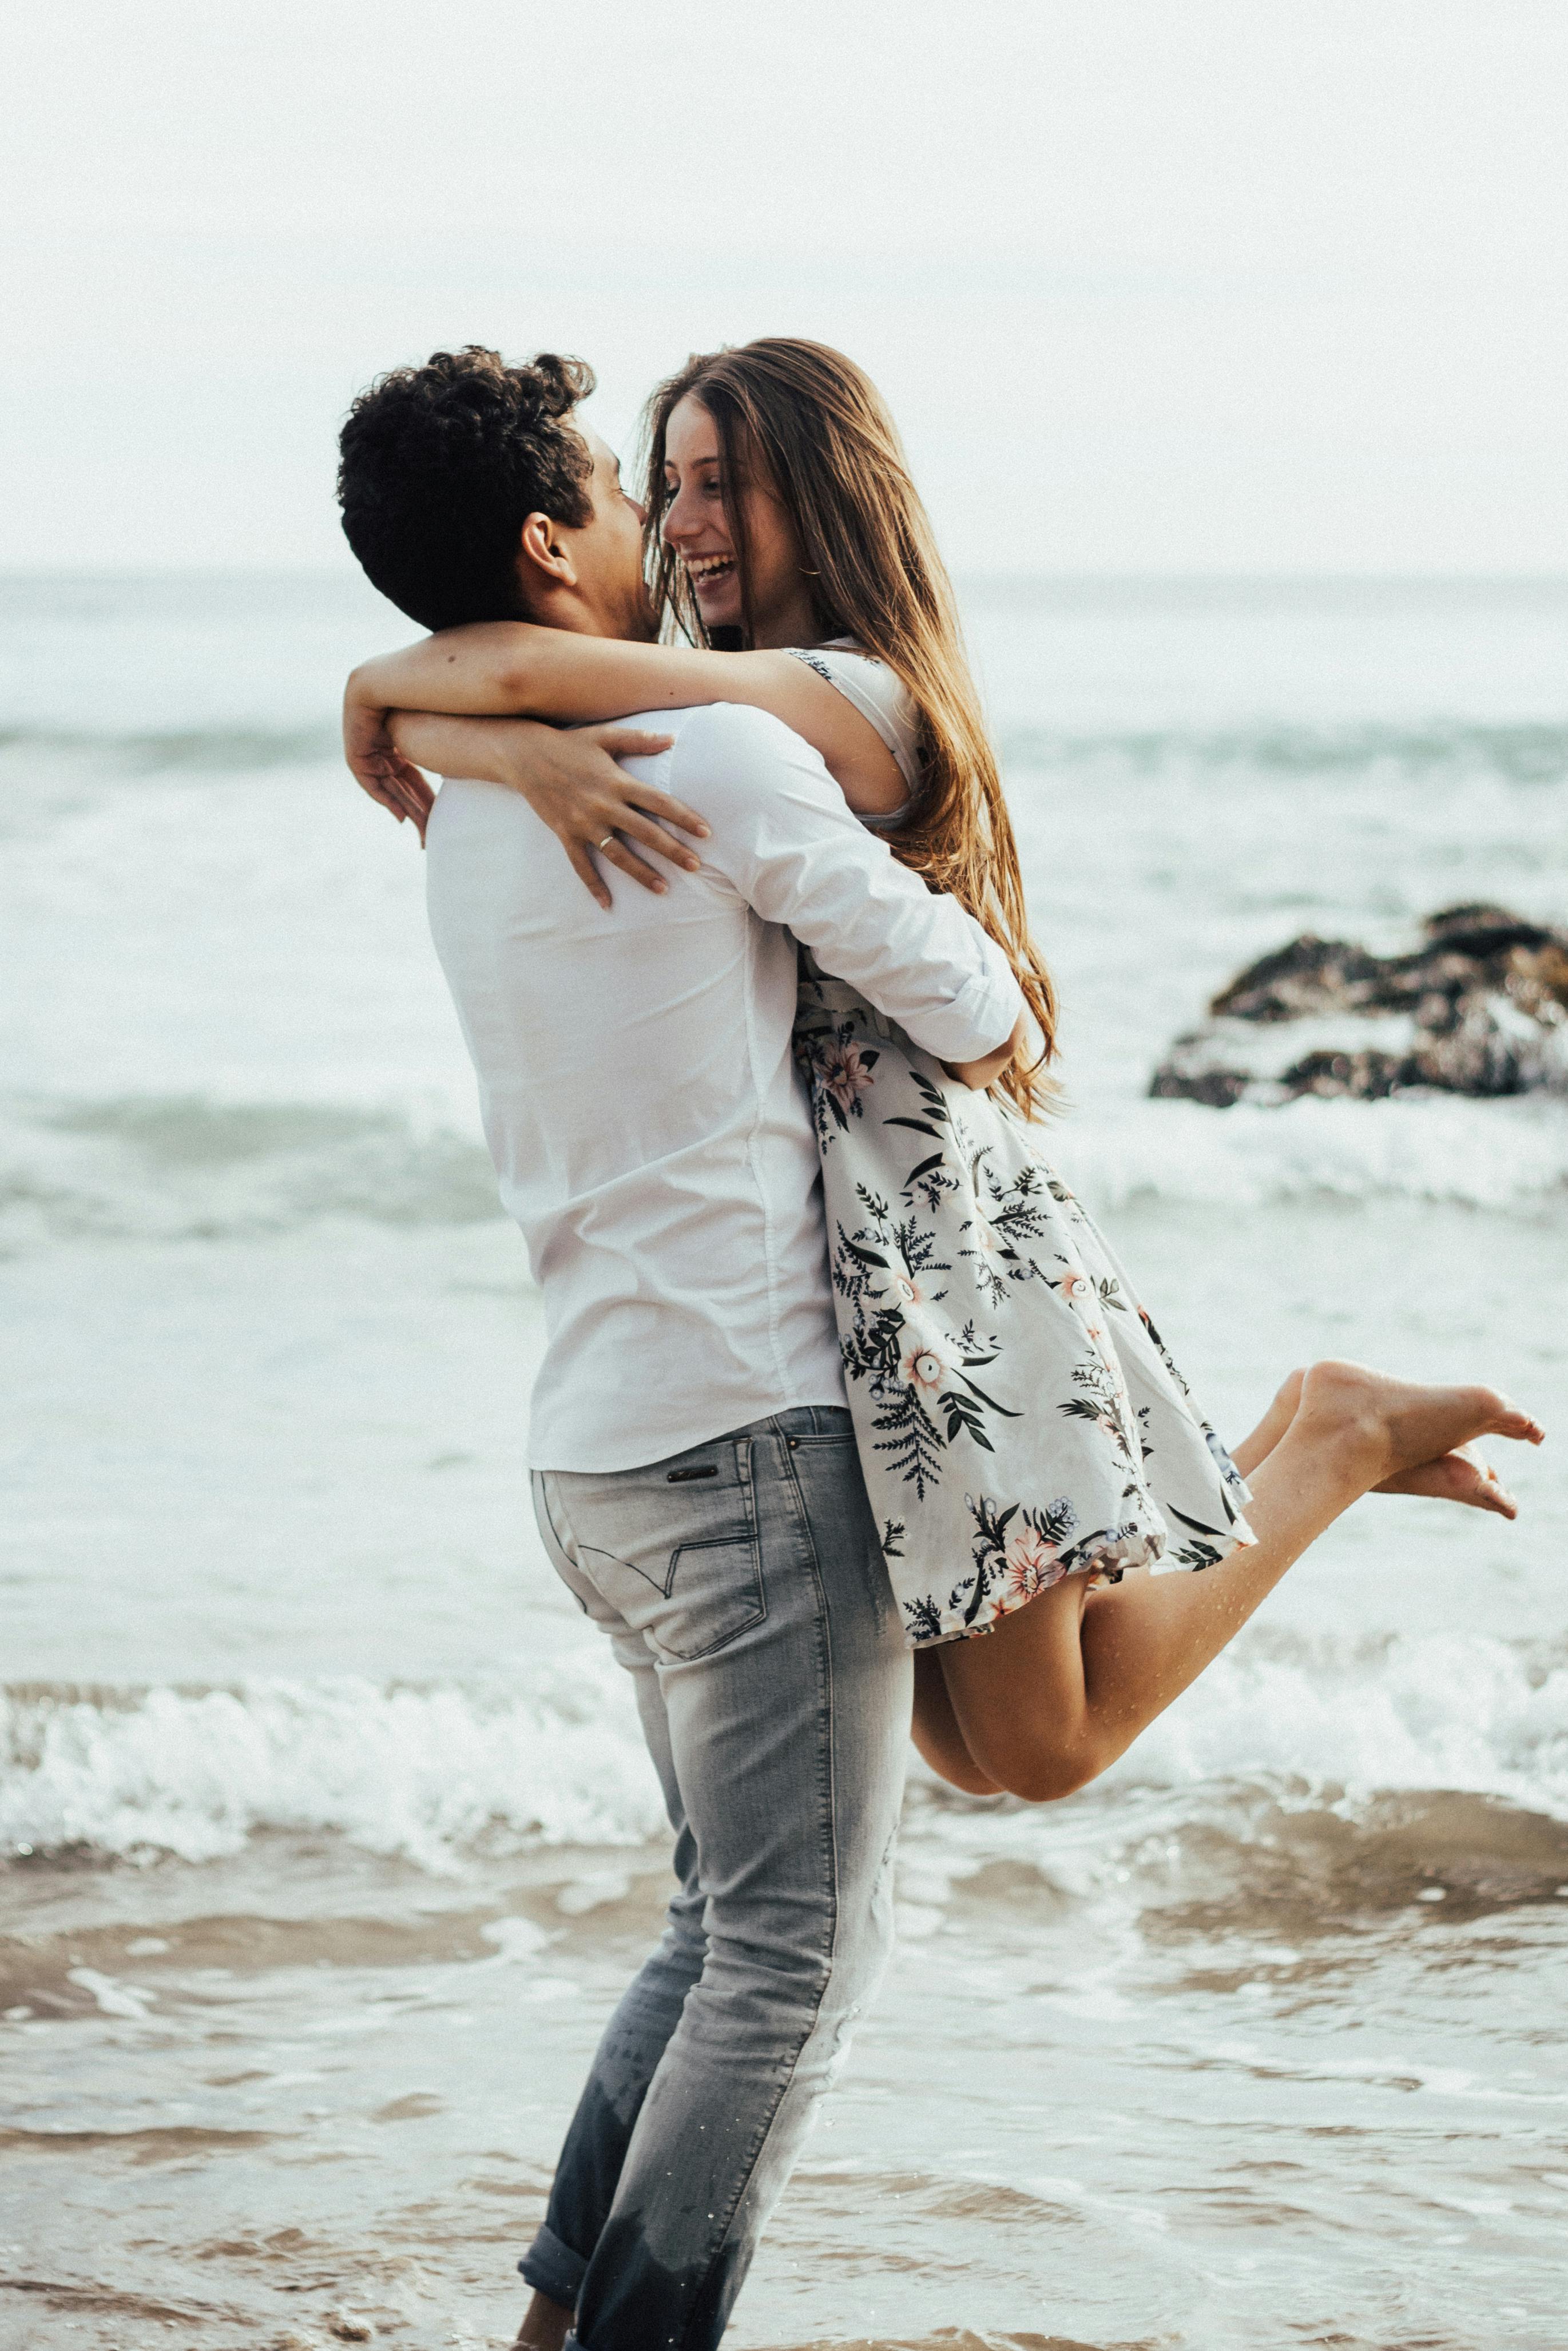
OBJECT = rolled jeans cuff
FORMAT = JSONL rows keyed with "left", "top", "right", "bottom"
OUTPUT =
{"left": 519, "top": 2222, "right": 586, "bottom": 2309}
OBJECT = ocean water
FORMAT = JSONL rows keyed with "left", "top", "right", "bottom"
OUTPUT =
{"left": 2, "top": 572, "right": 1566, "bottom": 2351}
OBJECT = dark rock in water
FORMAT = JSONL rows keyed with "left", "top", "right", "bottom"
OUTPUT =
{"left": 1151, "top": 902, "right": 1568, "bottom": 1107}
{"left": 1210, "top": 935, "right": 1388, "bottom": 1024}
{"left": 1279, "top": 1047, "right": 1410, "bottom": 1101}
{"left": 1147, "top": 1061, "right": 1253, "bottom": 1111}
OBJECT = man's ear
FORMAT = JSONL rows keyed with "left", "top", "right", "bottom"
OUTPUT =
{"left": 517, "top": 510, "right": 578, "bottom": 596}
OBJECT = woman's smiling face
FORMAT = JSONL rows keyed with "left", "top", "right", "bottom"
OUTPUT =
{"left": 660, "top": 394, "right": 815, "bottom": 646}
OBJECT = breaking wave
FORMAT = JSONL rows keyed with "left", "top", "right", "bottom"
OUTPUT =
{"left": 0, "top": 1096, "right": 501, "bottom": 1247}
{"left": 1, "top": 1663, "right": 665, "bottom": 1870}
{"left": 6, "top": 1628, "right": 1566, "bottom": 1874}
{"left": 1054, "top": 1092, "right": 1568, "bottom": 1212}
{"left": 5, "top": 1083, "right": 1567, "bottom": 1260}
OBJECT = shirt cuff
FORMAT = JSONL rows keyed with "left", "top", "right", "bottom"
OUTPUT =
{"left": 903, "top": 969, "right": 1025, "bottom": 1066}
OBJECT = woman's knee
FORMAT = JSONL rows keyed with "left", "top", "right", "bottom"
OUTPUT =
{"left": 969, "top": 1731, "right": 1106, "bottom": 1805}
{"left": 928, "top": 1751, "right": 1006, "bottom": 1796}
{"left": 911, "top": 1719, "right": 1003, "bottom": 1795}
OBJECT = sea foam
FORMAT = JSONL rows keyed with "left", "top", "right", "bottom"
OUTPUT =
{"left": 6, "top": 1628, "right": 1566, "bottom": 1871}
{"left": 1, "top": 1662, "right": 666, "bottom": 1870}
{"left": 1054, "top": 1092, "right": 1568, "bottom": 1212}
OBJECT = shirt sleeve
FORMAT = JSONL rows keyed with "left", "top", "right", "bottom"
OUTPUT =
{"left": 669, "top": 703, "right": 1025, "bottom": 1064}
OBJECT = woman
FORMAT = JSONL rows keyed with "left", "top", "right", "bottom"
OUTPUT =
{"left": 344, "top": 338, "right": 1542, "bottom": 1801}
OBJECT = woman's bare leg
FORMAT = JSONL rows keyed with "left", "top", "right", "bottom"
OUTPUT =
{"left": 909, "top": 1368, "right": 1311, "bottom": 1791}
{"left": 911, "top": 1648, "right": 1002, "bottom": 1793}
{"left": 911, "top": 1361, "right": 1534, "bottom": 1795}
{"left": 1229, "top": 1367, "right": 1305, "bottom": 1477}
{"left": 935, "top": 1361, "right": 1543, "bottom": 1803}
{"left": 909, "top": 1370, "right": 1308, "bottom": 1793}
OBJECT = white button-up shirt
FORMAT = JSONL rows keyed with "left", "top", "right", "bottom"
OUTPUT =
{"left": 424, "top": 701, "right": 1023, "bottom": 1471}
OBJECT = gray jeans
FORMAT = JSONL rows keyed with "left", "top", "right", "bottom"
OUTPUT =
{"left": 525, "top": 1405, "right": 912, "bottom": 2351}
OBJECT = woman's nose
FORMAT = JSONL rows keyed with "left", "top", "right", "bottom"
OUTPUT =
{"left": 662, "top": 483, "right": 697, "bottom": 543}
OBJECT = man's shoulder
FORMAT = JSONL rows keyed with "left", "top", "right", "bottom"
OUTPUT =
{"left": 602, "top": 702, "right": 788, "bottom": 790}
{"left": 662, "top": 701, "right": 823, "bottom": 804}
{"left": 668, "top": 700, "right": 804, "bottom": 758}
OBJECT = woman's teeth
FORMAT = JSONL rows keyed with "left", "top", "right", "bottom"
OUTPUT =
{"left": 686, "top": 556, "right": 735, "bottom": 588}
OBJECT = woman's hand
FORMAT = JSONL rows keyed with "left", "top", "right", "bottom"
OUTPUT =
{"left": 487, "top": 721, "right": 704, "bottom": 908}
{"left": 344, "top": 690, "right": 437, "bottom": 835}
{"left": 384, "top": 712, "right": 707, "bottom": 909}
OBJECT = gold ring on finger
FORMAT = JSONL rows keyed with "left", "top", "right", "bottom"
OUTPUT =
{"left": 598, "top": 834, "right": 616, "bottom": 851}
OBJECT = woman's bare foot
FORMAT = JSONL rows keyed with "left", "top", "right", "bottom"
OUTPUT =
{"left": 1377, "top": 1442, "right": 1519, "bottom": 1519}
{"left": 1297, "top": 1359, "right": 1543, "bottom": 1493}
{"left": 1234, "top": 1364, "right": 1537, "bottom": 1516}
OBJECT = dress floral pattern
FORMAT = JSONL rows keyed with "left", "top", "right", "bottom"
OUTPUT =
{"left": 794, "top": 966, "right": 1256, "bottom": 1647}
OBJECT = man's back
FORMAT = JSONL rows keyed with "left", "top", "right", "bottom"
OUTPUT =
{"left": 424, "top": 700, "right": 1021, "bottom": 1472}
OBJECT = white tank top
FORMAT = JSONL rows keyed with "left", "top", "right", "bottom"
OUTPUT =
{"left": 783, "top": 640, "right": 919, "bottom": 828}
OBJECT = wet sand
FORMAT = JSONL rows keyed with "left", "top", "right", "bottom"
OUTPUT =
{"left": 6, "top": 1773, "right": 1568, "bottom": 2349}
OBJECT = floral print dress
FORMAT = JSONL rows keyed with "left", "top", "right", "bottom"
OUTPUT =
{"left": 786, "top": 647, "right": 1256, "bottom": 1648}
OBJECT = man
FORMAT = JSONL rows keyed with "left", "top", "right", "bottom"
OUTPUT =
{"left": 336, "top": 346, "right": 1023, "bottom": 2351}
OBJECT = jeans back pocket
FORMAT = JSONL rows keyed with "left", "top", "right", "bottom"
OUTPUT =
{"left": 551, "top": 1439, "right": 767, "bottom": 1664}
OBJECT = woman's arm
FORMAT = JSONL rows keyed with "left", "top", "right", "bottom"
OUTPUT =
{"left": 347, "top": 625, "right": 906, "bottom": 814}
{"left": 944, "top": 1012, "right": 1030, "bottom": 1093}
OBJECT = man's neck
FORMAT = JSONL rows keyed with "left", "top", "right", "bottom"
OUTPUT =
{"left": 526, "top": 586, "right": 653, "bottom": 644}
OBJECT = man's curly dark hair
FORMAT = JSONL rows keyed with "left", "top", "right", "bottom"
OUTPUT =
{"left": 337, "top": 346, "right": 597, "bottom": 630}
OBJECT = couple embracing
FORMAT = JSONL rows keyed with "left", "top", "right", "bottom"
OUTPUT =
{"left": 335, "top": 337, "right": 1540, "bottom": 2351}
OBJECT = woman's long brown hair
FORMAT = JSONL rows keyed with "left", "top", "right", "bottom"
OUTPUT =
{"left": 640, "top": 338, "right": 1058, "bottom": 1117}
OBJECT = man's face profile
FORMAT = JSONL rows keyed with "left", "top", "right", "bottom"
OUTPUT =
{"left": 551, "top": 425, "right": 656, "bottom": 641}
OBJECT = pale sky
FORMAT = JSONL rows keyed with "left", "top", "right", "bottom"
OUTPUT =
{"left": 3, "top": 0, "right": 1565, "bottom": 575}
